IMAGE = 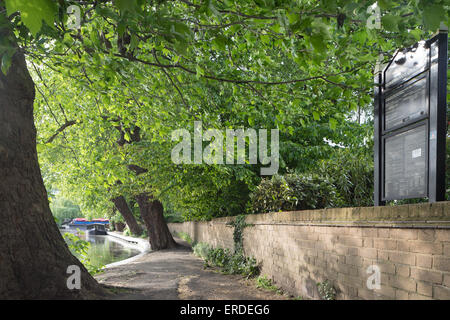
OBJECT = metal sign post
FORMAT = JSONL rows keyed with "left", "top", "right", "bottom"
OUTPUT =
{"left": 374, "top": 31, "right": 448, "bottom": 206}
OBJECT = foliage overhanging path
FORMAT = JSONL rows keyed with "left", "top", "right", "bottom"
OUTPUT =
{"left": 0, "top": 0, "right": 448, "bottom": 298}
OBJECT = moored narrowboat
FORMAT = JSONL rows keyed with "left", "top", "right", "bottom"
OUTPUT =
{"left": 67, "top": 218, "right": 109, "bottom": 230}
{"left": 86, "top": 223, "right": 108, "bottom": 236}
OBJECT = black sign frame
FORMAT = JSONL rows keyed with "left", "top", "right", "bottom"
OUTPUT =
{"left": 374, "top": 31, "right": 448, "bottom": 205}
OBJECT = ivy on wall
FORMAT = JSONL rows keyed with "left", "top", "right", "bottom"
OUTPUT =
{"left": 227, "top": 215, "right": 253, "bottom": 254}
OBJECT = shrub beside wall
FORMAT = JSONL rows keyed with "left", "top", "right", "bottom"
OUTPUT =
{"left": 249, "top": 150, "right": 374, "bottom": 214}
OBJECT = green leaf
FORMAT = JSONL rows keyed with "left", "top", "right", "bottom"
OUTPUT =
{"left": 260, "top": 34, "right": 270, "bottom": 44}
{"left": 423, "top": 5, "right": 446, "bottom": 31}
{"left": 329, "top": 118, "right": 337, "bottom": 130}
{"left": 114, "top": 0, "right": 137, "bottom": 13}
{"left": 212, "top": 35, "right": 228, "bottom": 51}
{"left": 36, "top": 143, "right": 45, "bottom": 153}
{"left": 409, "top": 29, "right": 423, "bottom": 41}
{"left": 5, "top": 0, "right": 57, "bottom": 36}
{"left": 312, "top": 111, "right": 320, "bottom": 121}
{"left": 117, "top": 22, "right": 126, "bottom": 37}
{"left": 353, "top": 31, "right": 367, "bottom": 45}
{"left": 377, "top": 0, "right": 393, "bottom": 10}
{"left": 300, "top": 118, "right": 306, "bottom": 127}
{"left": 129, "top": 34, "right": 139, "bottom": 50}
{"left": 310, "top": 35, "right": 327, "bottom": 53}
{"left": 381, "top": 15, "right": 400, "bottom": 32}
{"left": 195, "top": 65, "right": 204, "bottom": 79}
{"left": 287, "top": 126, "right": 294, "bottom": 135}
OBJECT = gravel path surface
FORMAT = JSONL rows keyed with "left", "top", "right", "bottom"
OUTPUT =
{"left": 95, "top": 239, "right": 290, "bottom": 300}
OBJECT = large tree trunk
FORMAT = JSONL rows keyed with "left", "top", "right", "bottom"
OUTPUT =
{"left": 0, "top": 28, "right": 103, "bottom": 299}
{"left": 135, "top": 194, "right": 177, "bottom": 250}
{"left": 111, "top": 196, "right": 142, "bottom": 235}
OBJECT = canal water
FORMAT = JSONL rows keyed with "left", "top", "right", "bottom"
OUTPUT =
{"left": 61, "top": 229, "right": 140, "bottom": 267}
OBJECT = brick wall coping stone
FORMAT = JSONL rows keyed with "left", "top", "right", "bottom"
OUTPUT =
{"left": 186, "top": 202, "right": 450, "bottom": 228}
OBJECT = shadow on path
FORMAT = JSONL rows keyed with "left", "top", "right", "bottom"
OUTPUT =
{"left": 95, "top": 239, "right": 289, "bottom": 300}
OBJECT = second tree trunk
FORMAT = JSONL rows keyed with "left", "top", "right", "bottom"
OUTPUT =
{"left": 111, "top": 196, "right": 142, "bottom": 236}
{"left": 135, "top": 194, "right": 177, "bottom": 250}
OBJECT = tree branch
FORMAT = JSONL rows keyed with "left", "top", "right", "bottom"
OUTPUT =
{"left": 118, "top": 52, "right": 365, "bottom": 87}
{"left": 45, "top": 120, "right": 79, "bottom": 144}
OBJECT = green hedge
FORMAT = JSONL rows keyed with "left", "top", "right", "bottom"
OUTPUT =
{"left": 249, "top": 149, "right": 374, "bottom": 213}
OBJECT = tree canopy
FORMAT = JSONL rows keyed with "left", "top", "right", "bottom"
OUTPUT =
{"left": 1, "top": 0, "right": 448, "bottom": 220}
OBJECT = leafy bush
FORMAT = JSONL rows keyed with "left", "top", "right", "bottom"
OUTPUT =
{"left": 317, "top": 280, "right": 337, "bottom": 300}
{"left": 318, "top": 149, "right": 374, "bottom": 207}
{"left": 206, "top": 247, "right": 259, "bottom": 278}
{"left": 170, "top": 169, "right": 254, "bottom": 222}
{"left": 164, "top": 206, "right": 184, "bottom": 223}
{"left": 250, "top": 172, "right": 337, "bottom": 213}
{"left": 123, "top": 226, "right": 131, "bottom": 237}
{"left": 108, "top": 210, "right": 125, "bottom": 231}
{"left": 285, "top": 172, "right": 339, "bottom": 209}
{"left": 249, "top": 175, "right": 294, "bottom": 213}
{"left": 63, "top": 232, "right": 103, "bottom": 275}
{"left": 140, "top": 229, "right": 148, "bottom": 238}
{"left": 256, "top": 275, "right": 283, "bottom": 294}
{"left": 121, "top": 226, "right": 145, "bottom": 238}
{"left": 249, "top": 148, "right": 375, "bottom": 213}
{"left": 193, "top": 242, "right": 211, "bottom": 260}
{"left": 193, "top": 243, "right": 259, "bottom": 278}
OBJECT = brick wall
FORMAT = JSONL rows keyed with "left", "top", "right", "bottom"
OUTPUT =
{"left": 168, "top": 202, "right": 450, "bottom": 300}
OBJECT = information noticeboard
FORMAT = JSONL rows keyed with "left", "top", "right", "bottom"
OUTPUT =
{"left": 374, "top": 31, "right": 448, "bottom": 205}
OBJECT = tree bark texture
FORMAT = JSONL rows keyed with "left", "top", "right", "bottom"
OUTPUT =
{"left": 111, "top": 196, "right": 142, "bottom": 235}
{"left": 0, "top": 29, "right": 103, "bottom": 299}
{"left": 135, "top": 193, "right": 177, "bottom": 250}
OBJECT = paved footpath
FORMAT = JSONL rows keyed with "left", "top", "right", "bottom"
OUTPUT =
{"left": 95, "top": 239, "right": 290, "bottom": 300}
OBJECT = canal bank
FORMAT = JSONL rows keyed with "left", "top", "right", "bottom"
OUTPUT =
{"left": 61, "top": 228, "right": 144, "bottom": 268}
{"left": 104, "top": 232, "right": 151, "bottom": 268}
